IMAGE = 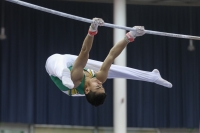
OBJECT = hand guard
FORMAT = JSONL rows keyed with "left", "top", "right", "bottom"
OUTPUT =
{"left": 88, "top": 18, "right": 104, "bottom": 36}
{"left": 125, "top": 26, "right": 145, "bottom": 42}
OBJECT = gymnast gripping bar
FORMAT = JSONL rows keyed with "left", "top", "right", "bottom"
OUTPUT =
{"left": 6, "top": 0, "right": 200, "bottom": 41}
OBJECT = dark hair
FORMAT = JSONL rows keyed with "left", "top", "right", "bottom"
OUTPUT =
{"left": 85, "top": 91, "right": 107, "bottom": 107}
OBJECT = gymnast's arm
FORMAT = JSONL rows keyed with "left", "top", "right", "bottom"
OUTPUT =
{"left": 71, "top": 35, "right": 94, "bottom": 83}
{"left": 96, "top": 26, "right": 145, "bottom": 83}
{"left": 71, "top": 18, "right": 104, "bottom": 84}
{"left": 96, "top": 38, "right": 128, "bottom": 83}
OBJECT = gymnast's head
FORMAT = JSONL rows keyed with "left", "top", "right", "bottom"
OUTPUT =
{"left": 84, "top": 77, "right": 107, "bottom": 107}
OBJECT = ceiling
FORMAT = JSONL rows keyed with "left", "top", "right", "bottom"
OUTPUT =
{"left": 61, "top": 0, "right": 200, "bottom": 6}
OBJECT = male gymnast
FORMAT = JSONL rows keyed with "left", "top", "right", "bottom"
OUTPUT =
{"left": 45, "top": 18, "right": 172, "bottom": 107}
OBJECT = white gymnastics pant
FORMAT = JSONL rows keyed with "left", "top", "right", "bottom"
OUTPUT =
{"left": 45, "top": 54, "right": 172, "bottom": 88}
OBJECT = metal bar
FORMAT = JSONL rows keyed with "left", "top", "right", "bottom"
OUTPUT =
{"left": 5, "top": 0, "right": 200, "bottom": 40}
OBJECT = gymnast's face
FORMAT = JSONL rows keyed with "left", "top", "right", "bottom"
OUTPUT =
{"left": 88, "top": 78, "right": 105, "bottom": 94}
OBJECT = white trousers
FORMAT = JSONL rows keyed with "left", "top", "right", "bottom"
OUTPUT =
{"left": 45, "top": 54, "right": 172, "bottom": 88}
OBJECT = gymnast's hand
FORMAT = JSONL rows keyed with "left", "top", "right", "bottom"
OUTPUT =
{"left": 88, "top": 18, "right": 104, "bottom": 36}
{"left": 125, "top": 26, "right": 145, "bottom": 42}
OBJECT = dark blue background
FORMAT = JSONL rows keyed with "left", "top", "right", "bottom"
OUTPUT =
{"left": 0, "top": 0, "right": 199, "bottom": 128}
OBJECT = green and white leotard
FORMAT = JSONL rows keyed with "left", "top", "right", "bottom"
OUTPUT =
{"left": 50, "top": 66, "right": 96, "bottom": 96}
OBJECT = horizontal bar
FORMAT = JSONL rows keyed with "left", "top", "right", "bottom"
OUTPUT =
{"left": 6, "top": 0, "right": 200, "bottom": 40}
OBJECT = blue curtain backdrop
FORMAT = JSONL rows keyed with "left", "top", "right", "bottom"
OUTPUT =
{"left": 0, "top": 0, "right": 199, "bottom": 128}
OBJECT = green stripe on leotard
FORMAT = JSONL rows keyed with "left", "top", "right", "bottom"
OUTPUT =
{"left": 50, "top": 66, "right": 97, "bottom": 96}
{"left": 50, "top": 66, "right": 85, "bottom": 95}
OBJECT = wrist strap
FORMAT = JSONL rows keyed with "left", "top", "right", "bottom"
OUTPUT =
{"left": 125, "top": 32, "right": 134, "bottom": 42}
{"left": 88, "top": 30, "right": 98, "bottom": 36}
